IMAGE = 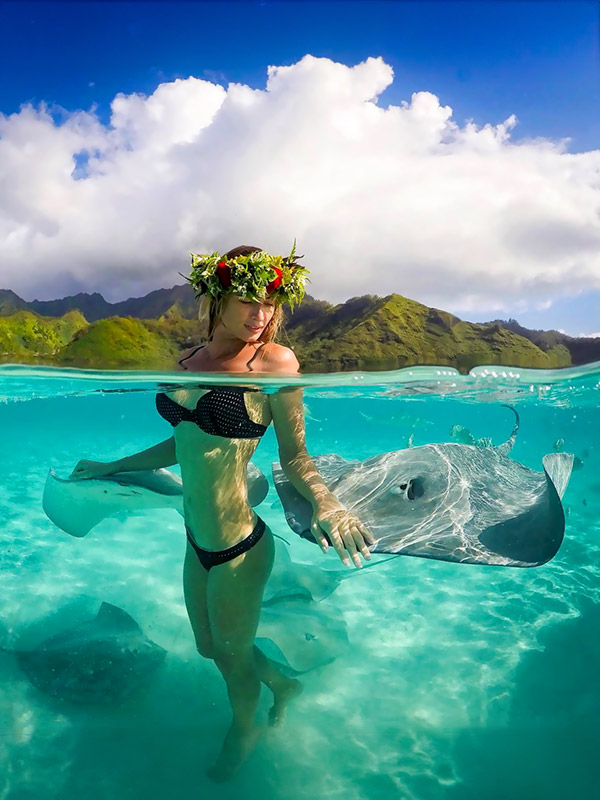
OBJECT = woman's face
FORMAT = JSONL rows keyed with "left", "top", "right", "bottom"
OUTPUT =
{"left": 220, "top": 293, "right": 276, "bottom": 341}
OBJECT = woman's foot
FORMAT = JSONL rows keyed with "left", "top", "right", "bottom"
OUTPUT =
{"left": 206, "top": 722, "right": 264, "bottom": 783}
{"left": 268, "top": 678, "right": 304, "bottom": 727}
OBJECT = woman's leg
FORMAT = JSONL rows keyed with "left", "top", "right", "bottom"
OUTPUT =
{"left": 206, "top": 521, "right": 295, "bottom": 780}
{"left": 183, "top": 522, "right": 302, "bottom": 782}
{"left": 253, "top": 644, "right": 303, "bottom": 727}
{"left": 208, "top": 521, "right": 274, "bottom": 715}
{"left": 183, "top": 531, "right": 301, "bottom": 713}
{"left": 182, "top": 539, "right": 214, "bottom": 658}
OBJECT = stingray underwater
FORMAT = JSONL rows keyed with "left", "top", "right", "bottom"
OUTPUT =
{"left": 273, "top": 406, "right": 574, "bottom": 568}
{"left": 0, "top": 581, "right": 350, "bottom": 704}
{"left": 42, "top": 405, "right": 573, "bottom": 570}
{"left": 40, "top": 470, "right": 353, "bottom": 687}
{"left": 0, "top": 599, "right": 167, "bottom": 704}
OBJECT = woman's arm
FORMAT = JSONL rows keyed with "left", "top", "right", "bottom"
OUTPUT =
{"left": 270, "top": 387, "right": 338, "bottom": 511}
{"left": 70, "top": 436, "right": 178, "bottom": 480}
{"left": 268, "top": 346, "right": 375, "bottom": 567}
{"left": 270, "top": 383, "right": 374, "bottom": 567}
{"left": 111, "top": 436, "right": 177, "bottom": 473}
{"left": 71, "top": 350, "right": 188, "bottom": 479}
{"left": 266, "top": 349, "right": 338, "bottom": 511}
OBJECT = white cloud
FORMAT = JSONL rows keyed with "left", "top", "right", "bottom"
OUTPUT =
{"left": 0, "top": 54, "right": 599, "bottom": 307}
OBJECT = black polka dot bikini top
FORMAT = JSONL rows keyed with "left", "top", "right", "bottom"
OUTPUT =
{"left": 155, "top": 345, "right": 268, "bottom": 439}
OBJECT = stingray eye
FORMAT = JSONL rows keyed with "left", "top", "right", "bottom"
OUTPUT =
{"left": 390, "top": 481, "right": 411, "bottom": 497}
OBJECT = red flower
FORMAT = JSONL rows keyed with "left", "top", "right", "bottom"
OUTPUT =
{"left": 266, "top": 267, "right": 282, "bottom": 294}
{"left": 216, "top": 260, "right": 232, "bottom": 288}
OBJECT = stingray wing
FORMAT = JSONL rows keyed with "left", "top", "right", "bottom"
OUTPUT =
{"left": 257, "top": 595, "right": 349, "bottom": 674}
{"left": 476, "top": 453, "right": 573, "bottom": 566}
{"left": 15, "top": 599, "right": 167, "bottom": 704}
{"left": 272, "top": 448, "right": 572, "bottom": 569}
{"left": 43, "top": 462, "right": 269, "bottom": 538}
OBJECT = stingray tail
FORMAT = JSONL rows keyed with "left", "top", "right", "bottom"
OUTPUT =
{"left": 272, "top": 656, "right": 337, "bottom": 677}
{"left": 337, "top": 553, "right": 398, "bottom": 581}
{"left": 496, "top": 405, "right": 520, "bottom": 456}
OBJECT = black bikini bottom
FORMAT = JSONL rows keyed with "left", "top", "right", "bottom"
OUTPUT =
{"left": 185, "top": 514, "right": 266, "bottom": 571}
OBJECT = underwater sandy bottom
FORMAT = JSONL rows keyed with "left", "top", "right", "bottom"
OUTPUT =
{"left": 1, "top": 394, "right": 599, "bottom": 799}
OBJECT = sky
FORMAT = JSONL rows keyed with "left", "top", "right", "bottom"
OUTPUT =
{"left": 0, "top": 0, "right": 599, "bottom": 335}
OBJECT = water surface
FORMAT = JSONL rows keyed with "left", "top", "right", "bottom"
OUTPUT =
{"left": 1, "top": 361, "right": 598, "bottom": 800}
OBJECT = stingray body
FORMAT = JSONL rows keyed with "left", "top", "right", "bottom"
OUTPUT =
{"left": 2, "top": 585, "right": 349, "bottom": 700}
{"left": 41, "top": 465, "right": 352, "bottom": 676}
{"left": 1, "top": 601, "right": 166, "bottom": 704}
{"left": 273, "top": 407, "right": 574, "bottom": 568}
{"left": 43, "top": 463, "right": 268, "bottom": 538}
{"left": 257, "top": 593, "right": 349, "bottom": 676}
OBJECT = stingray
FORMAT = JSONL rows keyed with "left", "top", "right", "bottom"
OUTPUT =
{"left": 272, "top": 406, "right": 574, "bottom": 568}
{"left": 262, "top": 537, "right": 349, "bottom": 602}
{"left": 42, "top": 466, "right": 384, "bottom": 605}
{"left": 1, "top": 586, "right": 349, "bottom": 701}
{"left": 257, "top": 592, "right": 350, "bottom": 675}
{"left": 0, "top": 599, "right": 167, "bottom": 704}
{"left": 42, "top": 462, "right": 373, "bottom": 602}
{"left": 43, "top": 462, "right": 269, "bottom": 538}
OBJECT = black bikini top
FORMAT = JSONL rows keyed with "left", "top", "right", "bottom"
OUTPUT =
{"left": 155, "top": 345, "right": 268, "bottom": 440}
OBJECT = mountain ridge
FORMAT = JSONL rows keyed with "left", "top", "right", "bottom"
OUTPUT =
{"left": 0, "top": 285, "right": 597, "bottom": 372}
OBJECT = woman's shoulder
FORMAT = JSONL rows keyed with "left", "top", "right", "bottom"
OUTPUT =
{"left": 261, "top": 342, "right": 301, "bottom": 374}
{"left": 176, "top": 344, "right": 205, "bottom": 370}
{"left": 179, "top": 344, "right": 205, "bottom": 358}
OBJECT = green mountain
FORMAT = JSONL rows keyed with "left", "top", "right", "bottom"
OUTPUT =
{"left": 0, "top": 309, "right": 88, "bottom": 363}
{"left": 285, "top": 294, "right": 573, "bottom": 372}
{"left": 0, "top": 285, "right": 597, "bottom": 372}
{"left": 486, "top": 317, "right": 600, "bottom": 369}
{"left": 0, "top": 289, "right": 28, "bottom": 316}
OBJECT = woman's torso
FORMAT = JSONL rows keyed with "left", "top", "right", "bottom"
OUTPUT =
{"left": 162, "top": 343, "right": 273, "bottom": 549}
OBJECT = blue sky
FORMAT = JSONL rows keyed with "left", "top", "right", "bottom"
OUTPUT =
{"left": 3, "top": 1, "right": 597, "bottom": 152}
{"left": 0, "top": 0, "right": 598, "bottom": 335}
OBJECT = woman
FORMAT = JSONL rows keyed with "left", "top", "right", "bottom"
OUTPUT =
{"left": 70, "top": 244, "right": 375, "bottom": 782}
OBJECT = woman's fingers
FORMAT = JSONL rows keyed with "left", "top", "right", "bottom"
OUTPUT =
{"left": 69, "top": 459, "right": 101, "bottom": 480}
{"left": 316, "top": 511, "right": 375, "bottom": 568}
{"left": 329, "top": 517, "right": 361, "bottom": 568}
{"left": 339, "top": 521, "right": 363, "bottom": 568}
{"left": 325, "top": 520, "right": 351, "bottom": 566}
{"left": 311, "top": 524, "right": 329, "bottom": 553}
{"left": 361, "top": 523, "right": 377, "bottom": 546}
{"left": 351, "top": 523, "right": 372, "bottom": 561}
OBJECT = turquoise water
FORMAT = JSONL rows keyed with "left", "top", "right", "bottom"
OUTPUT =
{"left": 1, "top": 361, "right": 599, "bottom": 799}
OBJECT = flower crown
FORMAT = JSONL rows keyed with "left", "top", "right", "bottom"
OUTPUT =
{"left": 179, "top": 241, "right": 310, "bottom": 312}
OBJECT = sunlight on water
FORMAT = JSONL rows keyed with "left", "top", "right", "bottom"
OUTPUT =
{"left": 0, "top": 361, "right": 598, "bottom": 799}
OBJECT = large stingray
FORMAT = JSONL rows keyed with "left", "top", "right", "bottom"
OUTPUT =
{"left": 43, "top": 462, "right": 269, "bottom": 538}
{"left": 42, "top": 466, "right": 367, "bottom": 603}
{"left": 0, "top": 599, "right": 167, "bottom": 704}
{"left": 0, "top": 587, "right": 349, "bottom": 703}
{"left": 257, "top": 592, "right": 349, "bottom": 675}
{"left": 272, "top": 406, "right": 574, "bottom": 568}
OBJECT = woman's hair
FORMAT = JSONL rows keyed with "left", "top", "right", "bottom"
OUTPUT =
{"left": 198, "top": 245, "right": 285, "bottom": 343}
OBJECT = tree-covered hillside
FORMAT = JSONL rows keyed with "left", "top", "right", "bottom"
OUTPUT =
{"left": 0, "top": 285, "right": 597, "bottom": 372}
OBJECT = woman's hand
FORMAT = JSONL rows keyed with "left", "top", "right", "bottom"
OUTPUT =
{"left": 69, "top": 460, "right": 117, "bottom": 481}
{"left": 310, "top": 498, "right": 377, "bottom": 569}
